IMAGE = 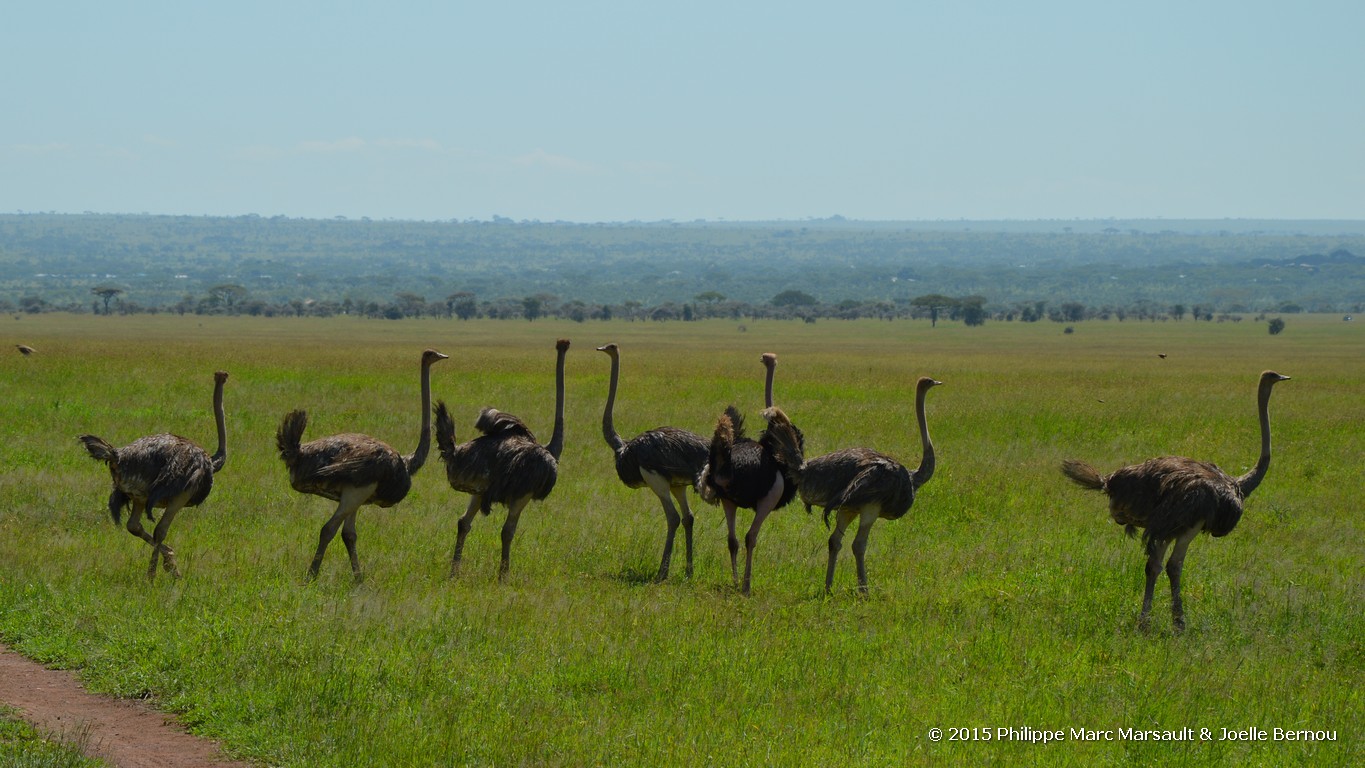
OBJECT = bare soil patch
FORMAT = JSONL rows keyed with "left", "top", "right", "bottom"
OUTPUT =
{"left": 0, "top": 642, "right": 252, "bottom": 768}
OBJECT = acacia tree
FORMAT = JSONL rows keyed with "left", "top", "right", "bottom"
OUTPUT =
{"left": 522, "top": 296, "right": 543, "bottom": 321}
{"left": 208, "top": 284, "right": 248, "bottom": 313}
{"left": 911, "top": 294, "right": 957, "bottom": 327}
{"left": 91, "top": 284, "right": 124, "bottom": 315}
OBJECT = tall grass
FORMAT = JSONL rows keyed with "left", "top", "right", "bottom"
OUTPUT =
{"left": 1, "top": 313, "right": 1361, "bottom": 765}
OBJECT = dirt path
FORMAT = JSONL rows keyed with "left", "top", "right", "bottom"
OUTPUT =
{"left": 0, "top": 642, "right": 253, "bottom": 768}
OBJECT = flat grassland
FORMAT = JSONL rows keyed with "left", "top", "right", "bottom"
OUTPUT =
{"left": 1, "top": 314, "right": 1360, "bottom": 766}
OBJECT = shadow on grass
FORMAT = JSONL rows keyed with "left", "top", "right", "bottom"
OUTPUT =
{"left": 608, "top": 564, "right": 664, "bottom": 586}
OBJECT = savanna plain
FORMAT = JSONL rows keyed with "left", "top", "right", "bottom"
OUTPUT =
{"left": 0, "top": 314, "right": 1360, "bottom": 766}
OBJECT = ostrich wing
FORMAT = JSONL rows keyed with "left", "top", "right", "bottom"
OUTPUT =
{"left": 116, "top": 435, "right": 215, "bottom": 507}
{"left": 828, "top": 457, "right": 916, "bottom": 521}
{"left": 484, "top": 438, "right": 558, "bottom": 507}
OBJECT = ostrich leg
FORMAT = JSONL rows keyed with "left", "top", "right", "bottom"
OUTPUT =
{"left": 340, "top": 507, "right": 362, "bottom": 583}
{"left": 451, "top": 495, "right": 481, "bottom": 577}
{"left": 1166, "top": 528, "right": 1200, "bottom": 632}
{"left": 739, "top": 475, "right": 787, "bottom": 596}
{"left": 847, "top": 507, "right": 881, "bottom": 594}
{"left": 672, "top": 487, "right": 695, "bottom": 578}
{"left": 498, "top": 497, "right": 530, "bottom": 581}
{"left": 723, "top": 502, "right": 740, "bottom": 587}
{"left": 1140, "top": 538, "right": 1174, "bottom": 629}
{"left": 310, "top": 484, "right": 374, "bottom": 582}
{"left": 825, "top": 508, "right": 858, "bottom": 593}
{"left": 149, "top": 504, "right": 185, "bottom": 579}
{"left": 643, "top": 471, "right": 680, "bottom": 581}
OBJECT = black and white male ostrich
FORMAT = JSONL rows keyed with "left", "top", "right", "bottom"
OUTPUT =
{"left": 597, "top": 342, "right": 708, "bottom": 581}
{"left": 435, "top": 339, "right": 569, "bottom": 580}
{"left": 697, "top": 405, "right": 805, "bottom": 595}
{"left": 78, "top": 371, "right": 228, "bottom": 580}
{"left": 1062, "top": 370, "right": 1291, "bottom": 631}
{"left": 277, "top": 349, "right": 447, "bottom": 582}
{"left": 798, "top": 376, "right": 942, "bottom": 593}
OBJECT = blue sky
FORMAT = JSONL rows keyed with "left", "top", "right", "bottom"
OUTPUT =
{"left": 4, "top": 1, "right": 1362, "bottom": 222}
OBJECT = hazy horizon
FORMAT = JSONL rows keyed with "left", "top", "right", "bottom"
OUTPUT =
{"left": 4, "top": 2, "right": 1362, "bottom": 223}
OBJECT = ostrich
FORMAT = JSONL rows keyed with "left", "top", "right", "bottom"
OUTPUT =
{"left": 597, "top": 342, "right": 708, "bottom": 581}
{"left": 435, "top": 339, "right": 569, "bottom": 580}
{"left": 277, "top": 349, "right": 447, "bottom": 582}
{"left": 16, "top": 344, "right": 34, "bottom": 356}
{"left": 697, "top": 405, "right": 804, "bottom": 595}
{"left": 78, "top": 371, "right": 228, "bottom": 580}
{"left": 1062, "top": 370, "right": 1291, "bottom": 631}
{"left": 798, "top": 376, "right": 942, "bottom": 594}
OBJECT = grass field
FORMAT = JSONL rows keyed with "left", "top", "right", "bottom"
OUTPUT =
{"left": 1, "top": 313, "right": 1361, "bottom": 766}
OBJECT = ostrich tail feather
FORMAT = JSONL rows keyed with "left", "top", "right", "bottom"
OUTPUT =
{"left": 108, "top": 489, "right": 130, "bottom": 525}
{"left": 1061, "top": 460, "right": 1106, "bottom": 491}
{"left": 276, "top": 410, "right": 307, "bottom": 463}
{"left": 759, "top": 406, "right": 804, "bottom": 482}
{"left": 78, "top": 434, "right": 118, "bottom": 464}
{"left": 434, "top": 400, "right": 457, "bottom": 460}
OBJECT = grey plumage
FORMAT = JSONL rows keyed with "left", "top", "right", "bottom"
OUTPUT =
{"left": 797, "top": 376, "right": 941, "bottom": 593}
{"left": 278, "top": 349, "right": 447, "bottom": 582}
{"left": 1062, "top": 370, "right": 1291, "bottom": 631}
{"left": 78, "top": 370, "right": 229, "bottom": 580}
{"left": 597, "top": 342, "right": 708, "bottom": 581}
{"left": 436, "top": 339, "right": 568, "bottom": 579}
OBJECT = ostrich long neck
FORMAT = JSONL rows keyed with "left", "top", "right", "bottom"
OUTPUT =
{"left": 405, "top": 359, "right": 437, "bottom": 475}
{"left": 911, "top": 382, "right": 936, "bottom": 489}
{"left": 1236, "top": 378, "right": 1277, "bottom": 498}
{"left": 601, "top": 353, "right": 625, "bottom": 452}
{"left": 546, "top": 346, "right": 568, "bottom": 460}
{"left": 764, "top": 359, "right": 776, "bottom": 408}
{"left": 209, "top": 376, "right": 227, "bottom": 473}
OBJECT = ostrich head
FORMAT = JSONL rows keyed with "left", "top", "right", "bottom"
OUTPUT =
{"left": 596, "top": 342, "right": 619, "bottom": 358}
{"left": 556, "top": 338, "right": 571, "bottom": 352}
{"left": 1261, "top": 370, "right": 1290, "bottom": 385}
{"left": 422, "top": 349, "right": 450, "bottom": 365}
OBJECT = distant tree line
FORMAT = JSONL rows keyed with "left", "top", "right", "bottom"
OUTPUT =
{"left": 0, "top": 285, "right": 1315, "bottom": 328}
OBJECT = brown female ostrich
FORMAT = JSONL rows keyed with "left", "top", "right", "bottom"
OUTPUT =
{"left": 277, "top": 349, "right": 447, "bottom": 582}
{"left": 798, "top": 376, "right": 942, "bottom": 593}
{"left": 1062, "top": 370, "right": 1291, "bottom": 631}
{"left": 697, "top": 405, "right": 805, "bottom": 595}
{"left": 597, "top": 342, "right": 709, "bottom": 581}
{"left": 435, "top": 339, "right": 569, "bottom": 580}
{"left": 78, "top": 371, "right": 228, "bottom": 580}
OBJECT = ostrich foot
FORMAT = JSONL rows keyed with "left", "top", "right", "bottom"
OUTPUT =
{"left": 1137, "top": 613, "right": 1153, "bottom": 633}
{"left": 1172, "top": 615, "right": 1186, "bottom": 634}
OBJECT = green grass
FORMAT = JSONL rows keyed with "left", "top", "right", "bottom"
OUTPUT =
{"left": 1, "top": 314, "right": 1361, "bottom": 766}
{"left": 0, "top": 707, "right": 107, "bottom": 768}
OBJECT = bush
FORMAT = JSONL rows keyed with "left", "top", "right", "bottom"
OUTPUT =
{"left": 1268, "top": 318, "right": 1286, "bottom": 335}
